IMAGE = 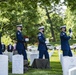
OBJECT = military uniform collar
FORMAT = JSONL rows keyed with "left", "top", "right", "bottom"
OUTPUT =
{"left": 39, "top": 32, "right": 43, "bottom": 34}
{"left": 61, "top": 31, "right": 65, "bottom": 33}
{"left": 18, "top": 30, "right": 21, "bottom": 32}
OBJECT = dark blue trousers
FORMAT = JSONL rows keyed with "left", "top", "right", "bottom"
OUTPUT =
{"left": 63, "top": 49, "right": 72, "bottom": 57}
{"left": 18, "top": 49, "right": 27, "bottom": 60}
{"left": 39, "top": 50, "right": 49, "bottom": 60}
{"left": 0, "top": 50, "right": 2, "bottom": 54}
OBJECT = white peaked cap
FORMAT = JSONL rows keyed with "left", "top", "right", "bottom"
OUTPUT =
{"left": 38, "top": 26, "right": 45, "bottom": 30}
{"left": 60, "top": 25, "right": 66, "bottom": 29}
{"left": 17, "top": 24, "right": 22, "bottom": 27}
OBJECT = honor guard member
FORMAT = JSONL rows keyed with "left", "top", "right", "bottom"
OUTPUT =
{"left": 60, "top": 25, "right": 73, "bottom": 56}
{"left": 16, "top": 24, "right": 27, "bottom": 60}
{"left": 38, "top": 26, "right": 49, "bottom": 60}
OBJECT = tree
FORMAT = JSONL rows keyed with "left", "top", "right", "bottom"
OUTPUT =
{"left": 0, "top": 0, "right": 39, "bottom": 44}
{"left": 64, "top": 8, "right": 76, "bottom": 39}
{"left": 0, "top": 0, "right": 76, "bottom": 44}
{"left": 50, "top": 13, "right": 64, "bottom": 41}
{"left": 64, "top": 0, "right": 76, "bottom": 11}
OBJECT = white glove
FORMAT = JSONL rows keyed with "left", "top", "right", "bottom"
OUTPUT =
{"left": 70, "top": 32, "right": 72, "bottom": 37}
{"left": 25, "top": 38, "right": 29, "bottom": 42}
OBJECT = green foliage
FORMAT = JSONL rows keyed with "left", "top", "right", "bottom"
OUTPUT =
{"left": 64, "top": 8, "right": 76, "bottom": 39}
{"left": 1, "top": 35, "right": 13, "bottom": 45}
{"left": 0, "top": 1, "right": 40, "bottom": 43}
{"left": 0, "top": 0, "right": 61, "bottom": 43}
{"left": 50, "top": 13, "right": 64, "bottom": 41}
{"left": 0, "top": 0, "right": 76, "bottom": 43}
{"left": 66, "top": 0, "right": 76, "bottom": 11}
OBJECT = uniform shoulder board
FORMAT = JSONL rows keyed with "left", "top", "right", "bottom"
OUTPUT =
{"left": 17, "top": 32, "right": 20, "bottom": 35}
{"left": 38, "top": 33, "right": 41, "bottom": 37}
{"left": 62, "top": 32, "right": 65, "bottom": 35}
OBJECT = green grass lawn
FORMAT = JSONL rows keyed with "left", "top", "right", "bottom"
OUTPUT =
{"left": 9, "top": 50, "right": 63, "bottom": 75}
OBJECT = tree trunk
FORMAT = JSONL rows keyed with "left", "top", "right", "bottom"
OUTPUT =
{"left": 45, "top": 6, "right": 56, "bottom": 42}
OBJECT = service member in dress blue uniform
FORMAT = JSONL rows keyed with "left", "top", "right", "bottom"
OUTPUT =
{"left": 7, "top": 44, "right": 13, "bottom": 52}
{"left": 60, "top": 26, "right": 73, "bottom": 56}
{"left": 16, "top": 24, "right": 27, "bottom": 60}
{"left": 38, "top": 26, "right": 49, "bottom": 60}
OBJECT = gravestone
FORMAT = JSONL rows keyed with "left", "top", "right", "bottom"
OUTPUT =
{"left": 8, "top": 52, "right": 13, "bottom": 62}
{"left": 49, "top": 49, "right": 54, "bottom": 57}
{"left": 62, "top": 57, "right": 76, "bottom": 75}
{"left": 12, "top": 55, "right": 24, "bottom": 74}
{"left": 69, "top": 67, "right": 76, "bottom": 75}
{"left": 60, "top": 54, "right": 63, "bottom": 65}
{"left": 30, "top": 53, "right": 39, "bottom": 66}
{"left": 3, "top": 51, "right": 13, "bottom": 62}
{"left": 26, "top": 51, "right": 39, "bottom": 66}
{"left": 45, "top": 38, "right": 49, "bottom": 44}
{"left": 0, "top": 55, "right": 8, "bottom": 75}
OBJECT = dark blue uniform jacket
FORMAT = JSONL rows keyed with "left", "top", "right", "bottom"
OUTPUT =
{"left": 16, "top": 30, "right": 25, "bottom": 51}
{"left": 60, "top": 31, "right": 71, "bottom": 51}
{"left": 38, "top": 32, "right": 47, "bottom": 51}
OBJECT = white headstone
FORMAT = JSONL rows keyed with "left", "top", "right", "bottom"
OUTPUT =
{"left": 30, "top": 53, "right": 39, "bottom": 66}
{"left": 49, "top": 49, "right": 54, "bottom": 57}
{"left": 0, "top": 55, "right": 8, "bottom": 75}
{"left": 69, "top": 67, "right": 76, "bottom": 75}
{"left": 8, "top": 52, "right": 13, "bottom": 62}
{"left": 12, "top": 55, "right": 24, "bottom": 74}
{"left": 26, "top": 51, "right": 39, "bottom": 66}
{"left": 45, "top": 38, "right": 49, "bottom": 44}
{"left": 3, "top": 51, "right": 13, "bottom": 62}
{"left": 62, "top": 57, "right": 76, "bottom": 75}
{"left": 60, "top": 54, "right": 63, "bottom": 65}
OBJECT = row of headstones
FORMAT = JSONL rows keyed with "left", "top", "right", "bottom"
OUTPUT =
{"left": 60, "top": 54, "right": 76, "bottom": 75}
{"left": 3, "top": 51, "right": 13, "bottom": 62}
{"left": 0, "top": 55, "right": 23, "bottom": 75}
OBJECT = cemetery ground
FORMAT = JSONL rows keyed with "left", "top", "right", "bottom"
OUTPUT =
{"left": 9, "top": 50, "right": 63, "bottom": 75}
{"left": 8, "top": 40, "right": 76, "bottom": 75}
